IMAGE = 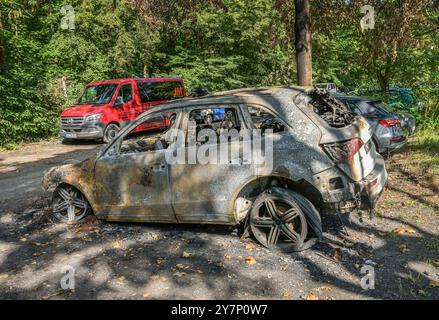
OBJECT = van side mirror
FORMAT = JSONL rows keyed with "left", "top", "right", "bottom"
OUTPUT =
{"left": 114, "top": 96, "right": 124, "bottom": 107}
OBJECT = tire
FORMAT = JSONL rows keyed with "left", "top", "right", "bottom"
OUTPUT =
{"left": 52, "top": 185, "right": 92, "bottom": 224}
{"left": 249, "top": 187, "right": 321, "bottom": 252}
{"left": 103, "top": 123, "right": 120, "bottom": 143}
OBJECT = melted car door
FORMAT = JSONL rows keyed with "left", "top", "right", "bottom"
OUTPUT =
{"left": 169, "top": 106, "right": 254, "bottom": 224}
{"left": 94, "top": 150, "right": 176, "bottom": 222}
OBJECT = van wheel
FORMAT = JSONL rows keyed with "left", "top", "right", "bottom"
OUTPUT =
{"left": 52, "top": 185, "right": 92, "bottom": 224}
{"left": 103, "top": 123, "right": 120, "bottom": 143}
{"left": 250, "top": 188, "right": 309, "bottom": 252}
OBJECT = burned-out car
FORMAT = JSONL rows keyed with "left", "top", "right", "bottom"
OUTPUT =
{"left": 43, "top": 87, "right": 387, "bottom": 252}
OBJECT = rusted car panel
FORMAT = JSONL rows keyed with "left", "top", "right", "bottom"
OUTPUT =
{"left": 43, "top": 86, "right": 387, "bottom": 234}
{"left": 42, "top": 159, "right": 98, "bottom": 208}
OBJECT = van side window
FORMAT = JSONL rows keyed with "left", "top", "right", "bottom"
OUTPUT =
{"left": 117, "top": 84, "right": 133, "bottom": 104}
{"left": 137, "top": 81, "right": 184, "bottom": 102}
{"left": 245, "top": 105, "right": 286, "bottom": 133}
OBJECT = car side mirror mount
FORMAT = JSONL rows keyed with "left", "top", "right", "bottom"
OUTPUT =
{"left": 113, "top": 96, "right": 124, "bottom": 107}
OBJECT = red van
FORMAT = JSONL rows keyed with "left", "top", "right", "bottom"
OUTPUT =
{"left": 60, "top": 77, "right": 186, "bottom": 142}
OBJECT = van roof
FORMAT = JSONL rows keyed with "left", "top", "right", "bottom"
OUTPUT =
{"left": 88, "top": 77, "right": 183, "bottom": 86}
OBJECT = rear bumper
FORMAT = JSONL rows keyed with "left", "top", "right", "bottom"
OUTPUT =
{"left": 375, "top": 130, "right": 407, "bottom": 153}
{"left": 315, "top": 156, "right": 388, "bottom": 213}
{"left": 358, "top": 156, "right": 388, "bottom": 209}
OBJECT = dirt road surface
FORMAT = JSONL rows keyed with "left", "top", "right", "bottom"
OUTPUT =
{"left": 0, "top": 139, "right": 438, "bottom": 299}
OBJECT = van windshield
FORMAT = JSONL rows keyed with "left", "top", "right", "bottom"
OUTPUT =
{"left": 77, "top": 84, "right": 118, "bottom": 105}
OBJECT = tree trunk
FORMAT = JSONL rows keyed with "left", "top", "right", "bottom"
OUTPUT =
{"left": 294, "top": 0, "right": 312, "bottom": 86}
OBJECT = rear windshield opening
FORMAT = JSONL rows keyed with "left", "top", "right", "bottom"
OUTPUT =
{"left": 308, "top": 89, "right": 358, "bottom": 128}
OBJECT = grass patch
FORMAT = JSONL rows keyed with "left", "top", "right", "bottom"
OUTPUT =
{"left": 407, "top": 129, "right": 439, "bottom": 171}
{"left": 400, "top": 129, "right": 439, "bottom": 190}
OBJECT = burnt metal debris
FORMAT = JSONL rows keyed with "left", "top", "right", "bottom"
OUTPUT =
{"left": 308, "top": 88, "right": 357, "bottom": 128}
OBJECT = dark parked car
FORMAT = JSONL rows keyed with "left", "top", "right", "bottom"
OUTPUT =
{"left": 332, "top": 94, "right": 415, "bottom": 154}
{"left": 43, "top": 87, "right": 387, "bottom": 252}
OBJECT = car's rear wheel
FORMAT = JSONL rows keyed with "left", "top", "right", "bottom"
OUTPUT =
{"left": 250, "top": 188, "right": 309, "bottom": 252}
{"left": 103, "top": 123, "right": 120, "bottom": 143}
{"left": 52, "top": 185, "right": 92, "bottom": 224}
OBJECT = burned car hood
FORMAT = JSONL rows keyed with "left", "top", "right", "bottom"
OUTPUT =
{"left": 42, "top": 157, "right": 96, "bottom": 192}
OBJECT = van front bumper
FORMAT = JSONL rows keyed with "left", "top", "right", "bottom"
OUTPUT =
{"left": 61, "top": 122, "right": 105, "bottom": 140}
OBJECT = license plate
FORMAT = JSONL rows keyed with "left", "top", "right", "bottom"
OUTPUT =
{"left": 65, "top": 133, "right": 77, "bottom": 138}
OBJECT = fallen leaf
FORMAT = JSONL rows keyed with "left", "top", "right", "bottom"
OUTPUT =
{"left": 391, "top": 227, "right": 416, "bottom": 235}
{"left": 151, "top": 233, "right": 158, "bottom": 240}
{"left": 245, "top": 242, "right": 256, "bottom": 251}
{"left": 117, "top": 276, "right": 125, "bottom": 283}
{"left": 399, "top": 244, "right": 410, "bottom": 253}
{"left": 173, "top": 271, "right": 186, "bottom": 277}
{"left": 19, "top": 237, "right": 27, "bottom": 242}
{"left": 245, "top": 256, "right": 256, "bottom": 265}
{"left": 282, "top": 291, "right": 291, "bottom": 298}
{"left": 417, "top": 289, "right": 426, "bottom": 296}
{"left": 142, "top": 292, "right": 150, "bottom": 298}
{"left": 392, "top": 227, "right": 405, "bottom": 235}
{"left": 320, "top": 286, "right": 332, "bottom": 292}
{"left": 224, "top": 254, "right": 232, "bottom": 259}
{"left": 182, "top": 251, "right": 191, "bottom": 258}
{"left": 305, "top": 292, "right": 319, "bottom": 300}
{"left": 330, "top": 248, "right": 343, "bottom": 262}
{"left": 155, "top": 258, "right": 167, "bottom": 266}
{"left": 149, "top": 275, "right": 167, "bottom": 281}
{"left": 112, "top": 241, "right": 122, "bottom": 249}
{"left": 429, "top": 280, "right": 439, "bottom": 288}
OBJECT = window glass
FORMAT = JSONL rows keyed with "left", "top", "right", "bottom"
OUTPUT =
{"left": 77, "top": 84, "right": 117, "bottom": 105}
{"left": 116, "top": 84, "right": 133, "bottom": 104}
{"left": 245, "top": 105, "right": 286, "bottom": 133}
{"left": 353, "top": 100, "right": 377, "bottom": 114}
{"left": 137, "top": 81, "right": 184, "bottom": 102}
{"left": 188, "top": 106, "right": 241, "bottom": 146}
{"left": 119, "top": 112, "right": 179, "bottom": 154}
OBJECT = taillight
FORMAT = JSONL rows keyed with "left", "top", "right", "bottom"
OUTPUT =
{"left": 323, "top": 138, "right": 364, "bottom": 164}
{"left": 379, "top": 119, "right": 400, "bottom": 127}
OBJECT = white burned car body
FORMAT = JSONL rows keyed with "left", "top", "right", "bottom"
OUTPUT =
{"left": 43, "top": 86, "right": 387, "bottom": 252}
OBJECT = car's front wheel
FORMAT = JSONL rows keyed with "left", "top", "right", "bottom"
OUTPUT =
{"left": 103, "top": 123, "right": 120, "bottom": 143}
{"left": 250, "top": 188, "right": 310, "bottom": 252}
{"left": 52, "top": 185, "right": 92, "bottom": 224}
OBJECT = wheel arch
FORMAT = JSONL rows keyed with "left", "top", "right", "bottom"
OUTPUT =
{"left": 228, "top": 174, "right": 323, "bottom": 223}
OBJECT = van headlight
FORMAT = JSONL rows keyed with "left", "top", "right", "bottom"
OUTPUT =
{"left": 85, "top": 113, "right": 103, "bottom": 122}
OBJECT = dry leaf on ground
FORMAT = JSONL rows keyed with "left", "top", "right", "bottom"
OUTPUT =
{"left": 330, "top": 248, "right": 343, "bottom": 262}
{"left": 112, "top": 240, "right": 122, "bottom": 249}
{"left": 305, "top": 292, "right": 318, "bottom": 300}
{"left": 245, "top": 256, "right": 256, "bottom": 265}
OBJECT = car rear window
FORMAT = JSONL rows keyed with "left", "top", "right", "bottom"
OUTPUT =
{"left": 136, "top": 81, "right": 185, "bottom": 103}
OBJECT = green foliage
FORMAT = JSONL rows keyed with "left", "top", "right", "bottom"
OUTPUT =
{"left": 0, "top": 0, "right": 437, "bottom": 147}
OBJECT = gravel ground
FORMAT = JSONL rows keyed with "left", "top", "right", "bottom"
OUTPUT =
{"left": 0, "top": 139, "right": 438, "bottom": 299}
